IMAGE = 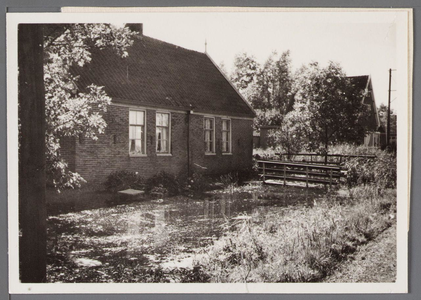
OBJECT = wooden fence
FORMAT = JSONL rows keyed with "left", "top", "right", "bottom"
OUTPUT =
{"left": 275, "top": 153, "right": 376, "bottom": 166}
{"left": 257, "top": 159, "right": 344, "bottom": 188}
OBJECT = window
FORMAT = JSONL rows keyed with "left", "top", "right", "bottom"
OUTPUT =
{"left": 129, "top": 110, "right": 146, "bottom": 155}
{"left": 222, "top": 119, "right": 231, "bottom": 153}
{"left": 156, "top": 112, "right": 170, "bottom": 154}
{"left": 204, "top": 117, "right": 215, "bottom": 154}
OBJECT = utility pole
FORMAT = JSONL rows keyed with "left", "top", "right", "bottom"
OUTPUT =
{"left": 387, "top": 68, "right": 392, "bottom": 147}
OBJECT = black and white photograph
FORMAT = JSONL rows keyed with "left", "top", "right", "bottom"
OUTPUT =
{"left": 7, "top": 8, "right": 411, "bottom": 294}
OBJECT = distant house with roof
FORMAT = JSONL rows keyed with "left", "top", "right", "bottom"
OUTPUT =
{"left": 254, "top": 75, "right": 382, "bottom": 150}
{"left": 62, "top": 24, "right": 256, "bottom": 183}
{"left": 348, "top": 75, "right": 382, "bottom": 148}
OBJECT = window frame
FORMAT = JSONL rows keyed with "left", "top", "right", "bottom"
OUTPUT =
{"left": 129, "top": 109, "right": 147, "bottom": 157}
{"left": 203, "top": 116, "right": 216, "bottom": 155}
{"left": 156, "top": 111, "right": 172, "bottom": 156}
{"left": 221, "top": 118, "right": 232, "bottom": 155}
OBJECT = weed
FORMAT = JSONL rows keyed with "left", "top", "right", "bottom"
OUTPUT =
{"left": 197, "top": 185, "right": 396, "bottom": 283}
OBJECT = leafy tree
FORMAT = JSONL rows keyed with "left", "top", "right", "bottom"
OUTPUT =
{"left": 231, "top": 52, "right": 259, "bottom": 90}
{"left": 42, "top": 24, "right": 137, "bottom": 190}
{"left": 290, "top": 61, "right": 369, "bottom": 153}
{"left": 230, "top": 51, "right": 295, "bottom": 128}
{"left": 267, "top": 104, "right": 310, "bottom": 154}
{"left": 377, "top": 103, "right": 397, "bottom": 133}
{"left": 230, "top": 52, "right": 260, "bottom": 104}
{"left": 252, "top": 51, "right": 294, "bottom": 114}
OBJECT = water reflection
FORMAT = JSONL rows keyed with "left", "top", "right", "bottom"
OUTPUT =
{"left": 122, "top": 186, "right": 321, "bottom": 264}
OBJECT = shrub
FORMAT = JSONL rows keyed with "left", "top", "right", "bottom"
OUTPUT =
{"left": 104, "top": 170, "right": 144, "bottom": 192}
{"left": 344, "top": 150, "right": 396, "bottom": 189}
{"left": 144, "top": 171, "right": 180, "bottom": 196}
{"left": 184, "top": 172, "right": 212, "bottom": 196}
{"left": 253, "top": 148, "right": 280, "bottom": 160}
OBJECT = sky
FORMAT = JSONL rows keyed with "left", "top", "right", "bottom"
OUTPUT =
{"left": 118, "top": 10, "right": 399, "bottom": 110}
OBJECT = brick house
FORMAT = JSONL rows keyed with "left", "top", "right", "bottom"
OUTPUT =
{"left": 63, "top": 24, "right": 256, "bottom": 183}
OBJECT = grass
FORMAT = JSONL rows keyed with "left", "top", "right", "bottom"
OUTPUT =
{"left": 195, "top": 185, "right": 396, "bottom": 283}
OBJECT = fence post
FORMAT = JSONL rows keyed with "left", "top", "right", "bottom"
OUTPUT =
{"left": 329, "top": 169, "right": 333, "bottom": 189}
{"left": 306, "top": 166, "right": 309, "bottom": 188}
{"left": 262, "top": 162, "right": 266, "bottom": 183}
{"left": 283, "top": 164, "right": 286, "bottom": 186}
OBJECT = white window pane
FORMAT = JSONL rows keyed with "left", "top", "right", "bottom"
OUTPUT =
{"left": 222, "top": 142, "right": 227, "bottom": 152}
{"left": 162, "top": 113, "right": 169, "bottom": 126}
{"left": 162, "top": 140, "right": 168, "bottom": 152}
{"left": 135, "top": 126, "right": 143, "bottom": 139}
{"left": 156, "top": 113, "right": 162, "bottom": 126}
{"left": 222, "top": 120, "right": 227, "bottom": 130}
{"left": 205, "top": 131, "right": 210, "bottom": 142}
{"left": 129, "top": 126, "right": 135, "bottom": 139}
{"left": 129, "top": 111, "right": 136, "bottom": 124}
{"left": 135, "top": 139, "right": 143, "bottom": 153}
{"left": 162, "top": 127, "right": 168, "bottom": 140}
{"left": 136, "top": 111, "right": 144, "bottom": 125}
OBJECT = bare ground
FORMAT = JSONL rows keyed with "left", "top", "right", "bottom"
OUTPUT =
{"left": 324, "top": 223, "right": 396, "bottom": 283}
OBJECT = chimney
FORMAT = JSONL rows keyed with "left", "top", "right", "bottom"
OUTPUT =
{"left": 125, "top": 23, "right": 143, "bottom": 35}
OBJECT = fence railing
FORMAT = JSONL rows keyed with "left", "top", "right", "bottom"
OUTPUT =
{"left": 257, "top": 159, "right": 344, "bottom": 188}
{"left": 275, "top": 153, "right": 376, "bottom": 166}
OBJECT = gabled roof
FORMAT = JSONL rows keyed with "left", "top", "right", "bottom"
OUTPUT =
{"left": 348, "top": 75, "right": 381, "bottom": 129}
{"left": 72, "top": 35, "right": 256, "bottom": 118}
{"left": 348, "top": 75, "right": 370, "bottom": 92}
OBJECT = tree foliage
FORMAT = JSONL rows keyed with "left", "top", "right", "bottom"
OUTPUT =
{"left": 272, "top": 61, "right": 369, "bottom": 153}
{"left": 230, "top": 51, "right": 295, "bottom": 128}
{"left": 43, "top": 24, "right": 137, "bottom": 190}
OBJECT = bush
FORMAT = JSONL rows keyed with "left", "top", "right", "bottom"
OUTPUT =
{"left": 184, "top": 172, "right": 211, "bottom": 196}
{"left": 253, "top": 148, "right": 280, "bottom": 160}
{"left": 344, "top": 150, "right": 396, "bottom": 189}
{"left": 104, "top": 170, "right": 144, "bottom": 192}
{"left": 144, "top": 171, "right": 180, "bottom": 196}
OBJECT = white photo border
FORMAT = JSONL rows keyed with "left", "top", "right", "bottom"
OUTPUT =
{"left": 7, "top": 8, "right": 412, "bottom": 294}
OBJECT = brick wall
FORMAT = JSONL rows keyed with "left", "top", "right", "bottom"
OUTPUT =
{"left": 68, "top": 104, "right": 253, "bottom": 184}
{"left": 59, "top": 136, "right": 76, "bottom": 172}
{"left": 189, "top": 114, "right": 254, "bottom": 175}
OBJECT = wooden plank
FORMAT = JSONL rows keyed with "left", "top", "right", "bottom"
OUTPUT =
{"left": 263, "top": 174, "right": 339, "bottom": 185}
{"left": 257, "top": 160, "right": 341, "bottom": 171}
{"left": 257, "top": 167, "right": 342, "bottom": 178}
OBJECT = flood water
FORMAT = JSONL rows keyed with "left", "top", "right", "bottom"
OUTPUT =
{"left": 47, "top": 185, "right": 326, "bottom": 282}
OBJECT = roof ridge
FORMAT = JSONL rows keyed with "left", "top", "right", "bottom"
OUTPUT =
{"left": 141, "top": 35, "right": 206, "bottom": 56}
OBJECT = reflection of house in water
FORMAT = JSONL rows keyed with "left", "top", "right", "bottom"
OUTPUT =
{"left": 203, "top": 197, "right": 232, "bottom": 222}
{"left": 126, "top": 212, "right": 142, "bottom": 236}
{"left": 153, "top": 207, "right": 170, "bottom": 247}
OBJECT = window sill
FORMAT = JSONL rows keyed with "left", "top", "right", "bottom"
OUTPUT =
{"left": 157, "top": 153, "right": 172, "bottom": 156}
{"left": 222, "top": 153, "right": 233, "bottom": 155}
{"left": 129, "top": 154, "right": 147, "bottom": 157}
{"left": 205, "top": 153, "right": 216, "bottom": 156}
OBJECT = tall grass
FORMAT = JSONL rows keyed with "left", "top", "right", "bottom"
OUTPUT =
{"left": 328, "top": 143, "right": 381, "bottom": 156}
{"left": 197, "top": 186, "right": 396, "bottom": 283}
